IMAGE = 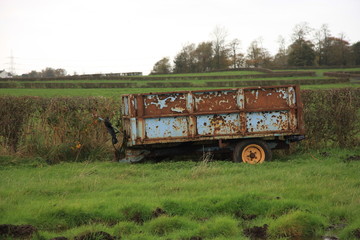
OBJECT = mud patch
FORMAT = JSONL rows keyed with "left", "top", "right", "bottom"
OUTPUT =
{"left": 129, "top": 212, "right": 144, "bottom": 224}
{"left": 344, "top": 155, "right": 360, "bottom": 162}
{"left": 243, "top": 224, "right": 268, "bottom": 239}
{"left": 189, "top": 236, "right": 203, "bottom": 240}
{"left": 353, "top": 228, "right": 360, "bottom": 239}
{"left": 152, "top": 207, "right": 167, "bottom": 218}
{"left": 74, "top": 231, "right": 115, "bottom": 240}
{"left": 0, "top": 224, "right": 37, "bottom": 239}
{"left": 241, "top": 214, "right": 257, "bottom": 221}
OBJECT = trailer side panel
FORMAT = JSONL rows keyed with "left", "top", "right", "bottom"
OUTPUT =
{"left": 122, "top": 85, "right": 304, "bottom": 147}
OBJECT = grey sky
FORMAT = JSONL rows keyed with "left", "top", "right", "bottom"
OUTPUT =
{"left": 1, "top": 0, "right": 359, "bottom": 75}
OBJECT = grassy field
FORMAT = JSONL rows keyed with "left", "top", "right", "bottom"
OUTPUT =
{"left": 0, "top": 83, "right": 358, "bottom": 97}
{"left": 1, "top": 148, "right": 360, "bottom": 239}
{"left": 1, "top": 68, "right": 360, "bottom": 239}
{"left": 0, "top": 68, "right": 359, "bottom": 97}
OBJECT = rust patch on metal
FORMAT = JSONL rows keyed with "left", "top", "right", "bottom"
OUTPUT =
{"left": 245, "top": 87, "right": 289, "bottom": 110}
{"left": 194, "top": 90, "right": 238, "bottom": 112}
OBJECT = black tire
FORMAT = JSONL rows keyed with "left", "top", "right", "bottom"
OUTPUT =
{"left": 232, "top": 139, "right": 272, "bottom": 164}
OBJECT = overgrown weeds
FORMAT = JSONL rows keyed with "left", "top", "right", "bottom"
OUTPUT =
{"left": 0, "top": 96, "right": 120, "bottom": 163}
{"left": 301, "top": 88, "right": 360, "bottom": 148}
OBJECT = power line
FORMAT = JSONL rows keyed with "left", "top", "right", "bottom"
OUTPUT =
{"left": 5, "top": 50, "right": 16, "bottom": 75}
{"left": 10, "top": 50, "right": 15, "bottom": 75}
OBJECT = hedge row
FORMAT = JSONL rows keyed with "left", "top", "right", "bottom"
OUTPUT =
{"left": 205, "top": 78, "right": 349, "bottom": 88}
{"left": 1, "top": 88, "right": 359, "bottom": 162}
{"left": 203, "top": 67, "right": 273, "bottom": 73}
{"left": 324, "top": 72, "right": 360, "bottom": 78}
{"left": 301, "top": 88, "right": 360, "bottom": 148}
{"left": 0, "top": 78, "right": 348, "bottom": 89}
{"left": 0, "top": 97, "right": 121, "bottom": 163}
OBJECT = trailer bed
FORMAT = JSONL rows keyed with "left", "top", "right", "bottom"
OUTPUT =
{"left": 121, "top": 85, "right": 304, "bottom": 147}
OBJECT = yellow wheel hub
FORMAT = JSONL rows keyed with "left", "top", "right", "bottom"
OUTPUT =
{"left": 242, "top": 144, "right": 265, "bottom": 164}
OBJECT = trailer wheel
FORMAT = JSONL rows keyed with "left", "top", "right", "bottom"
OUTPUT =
{"left": 233, "top": 140, "right": 272, "bottom": 164}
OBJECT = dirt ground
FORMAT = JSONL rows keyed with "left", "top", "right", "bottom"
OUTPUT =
{"left": 0, "top": 224, "right": 37, "bottom": 239}
{"left": 243, "top": 224, "right": 268, "bottom": 239}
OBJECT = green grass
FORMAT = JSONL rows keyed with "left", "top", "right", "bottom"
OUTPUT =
{"left": 1, "top": 148, "right": 360, "bottom": 239}
{"left": 1, "top": 68, "right": 358, "bottom": 96}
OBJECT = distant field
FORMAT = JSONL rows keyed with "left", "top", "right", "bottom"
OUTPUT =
{"left": 0, "top": 68, "right": 358, "bottom": 96}
{"left": 0, "top": 76, "right": 333, "bottom": 84}
{"left": 0, "top": 148, "right": 360, "bottom": 239}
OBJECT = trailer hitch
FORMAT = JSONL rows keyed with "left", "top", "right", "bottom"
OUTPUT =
{"left": 98, "top": 117, "right": 120, "bottom": 145}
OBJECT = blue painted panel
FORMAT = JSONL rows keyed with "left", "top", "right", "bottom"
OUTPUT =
{"left": 145, "top": 117, "right": 188, "bottom": 139}
{"left": 247, "top": 111, "right": 289, "bottom": 132}
{"left": 197, "top": 113, "right": 241, "bottom": 135}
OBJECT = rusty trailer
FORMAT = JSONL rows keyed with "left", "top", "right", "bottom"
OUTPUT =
{"left": 120, "top": 85, "right": 305, "bottom": 163}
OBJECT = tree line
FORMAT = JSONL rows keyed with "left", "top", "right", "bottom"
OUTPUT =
{"left": 151, "top": 23, "right": 360, "bottom": 74}
{"left": 21, "top": 67, "right": 67, "bottom": 78}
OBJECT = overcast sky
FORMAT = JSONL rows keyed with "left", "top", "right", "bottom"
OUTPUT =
{"left": 1, "top": 0, "right": 360, "bottom": 75}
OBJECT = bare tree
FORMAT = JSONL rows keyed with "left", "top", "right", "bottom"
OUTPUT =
{"left": 314, "top": 24, "right": 331, "bottom": 65}
{"left": 212, "top": 26, "right": 228, "bottom": 69}
{"left": 292, "top": 22, "right": 313, "bottom": 41}
{"left": 228, "top": 38, "right": 241, "bottom": 68}
{"left": 338, "top": 32, "right": 350, "bottom": 65}
{"left": 273, "top": 35, "right": 288, "bottom": 66}
{"left": 246, "top": 38, "right": 271, "bottom": 67}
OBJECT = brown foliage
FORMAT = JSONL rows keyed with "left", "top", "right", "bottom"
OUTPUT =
{"left": 0, "top": 96, "right": 38, "bottom": 152}
{"left": 0, "top": 96, "right": 120, "bottom": 163}
{"left": 302, "top": 88, "right": 360, "bottom": 148}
